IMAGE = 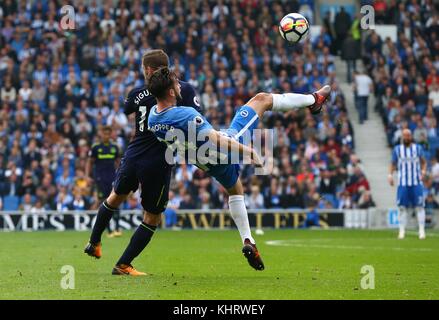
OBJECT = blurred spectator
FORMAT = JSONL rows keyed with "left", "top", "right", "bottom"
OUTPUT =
{"left": 358, "top": 190, "right": 376, "bottom": 209}
{"left": 353, "top": 69, "right": 373, "bottom": 124}
{"left": 19, "top": 193, "right": 33, "bottom": 212}
{"left": 341, "top": 32, "right": 360, "bottom": 83}
{"left": 165, "top": 191, "right": 180, "bottom": 229}
{"left": 334, "top": 7, "right": 352, "bottom": 54}
{"left": 246, "top": 185, "right": 264, "bottom": 209}
{"left": 302, "top": 194, "right": 321, "bottom": 228}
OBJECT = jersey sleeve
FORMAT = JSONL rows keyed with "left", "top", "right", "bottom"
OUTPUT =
{"left": 180, "top": 82, "right": 202, "bottom": 112}
{"left": 112, "top": 144, "right": 120, "bottom": 158}
{"left": 88, "top": 145, "right": 98, "bottom": 159}
{"left": 123, "top": 88, "right": 137, "bottom": 115}
{"left": 170, "top": 108, "right": 212, "bottom": 137}
{"left": 391, "top": 146, "right": 398, "bottom": 164}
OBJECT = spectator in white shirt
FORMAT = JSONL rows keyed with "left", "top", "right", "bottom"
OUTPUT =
{"left": 107, "top": 100, "right": 128, "bottom": 134}
{"left": 353, "top": 70, "right": 373, "bottom": 124}
{"left": 428, "top": 82, "right": 439, "bottom": 119}
{"left": 246, "top": 185, "right": 264, "bottom": 209}
{"left": 18, "top": 80, "right": 32, "bottom": 102}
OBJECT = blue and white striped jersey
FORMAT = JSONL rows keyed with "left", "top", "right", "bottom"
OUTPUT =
{"left": 392, "top": 143, "right": 425, "bottom": 186}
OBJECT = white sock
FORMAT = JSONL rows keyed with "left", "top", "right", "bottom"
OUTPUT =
{"left": 272, "top": 93, "right": 315, "bottom": 111}
{"left": 398, "top": 207, "right": 407, "bottom": 234}
{"left": 228, "top": 195, "right": 255, "bottom": 244}
{"left": 416, "top": 207, "right": 426, "bottom": 232}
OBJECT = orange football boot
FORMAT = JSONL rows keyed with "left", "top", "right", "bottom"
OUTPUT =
{"left": 84, "top": 242, "right": 102, "bottom": 259}
{"left": 111, "top": 264, "right": 147, "bottom": 276}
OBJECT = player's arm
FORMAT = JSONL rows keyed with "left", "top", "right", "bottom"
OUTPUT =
{"left": 388, "top": 147, "right": 398, "bottom": 186}
{"left": 207, "top": 130, "right": 263, "bottom": 167}
{"left": 86, "top": 145, "right": 96, "bottom": 183}
{"left": 420, "top": 148, "right": 427, "bottom": 180}
{"left": 115, "top": 145, "right": 121, "bottom": 169}
{"left": 123, "top": 88, "right": 137, "bottom": 116}
{"left": 388, "top": 163, "right": 396, "bottom": 186}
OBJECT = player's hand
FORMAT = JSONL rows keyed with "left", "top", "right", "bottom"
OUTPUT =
{"left": 387, "top": 174, "right": 394, "bottom": 186}
{"left": 251, "top": 149, "right": 264, "bottom": 168}
{"left": 421, "top": 170, "right": 427, "bottom": 182}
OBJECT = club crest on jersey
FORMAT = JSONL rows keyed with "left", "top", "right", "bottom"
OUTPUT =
{"left": 194, "top": 96, "right": 200, "bottom": 107}
{"left": 240, "top": 110, "right": 249, "bottom": 117}
{"left": 194, "top": 116, "right": 204, "bottom": 126}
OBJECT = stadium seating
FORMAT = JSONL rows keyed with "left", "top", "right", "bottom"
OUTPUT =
{"left": 0, "top": 0, "right": 372, "bottom": 212}
{"left": 364, "top": 0, "right": 439, "bottom": 201}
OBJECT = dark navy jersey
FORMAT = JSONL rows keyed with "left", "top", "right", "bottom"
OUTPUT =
{"left": 89, "top": 142, "right": 120, "bottom": 178}
{"left": 123, "top": 80, "right": 201, "bottom": 158}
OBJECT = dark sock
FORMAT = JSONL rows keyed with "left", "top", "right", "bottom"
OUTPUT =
{"left": 90, "top": 201, "right": 118, "bottom": 244}
{"left": 114, "top": 209, "right": 120, "bottom": 231}
{"left": 117, "top": 222, "right": 157, "bottom": 266}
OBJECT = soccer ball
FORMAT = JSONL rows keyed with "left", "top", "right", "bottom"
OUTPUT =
{"left": 278, "top": 13, "right": 309, "bottom": 43}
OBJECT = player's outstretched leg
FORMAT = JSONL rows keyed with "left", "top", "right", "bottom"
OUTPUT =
{"left": 245, "top": 85, "right": 331, "bottom": 119}
{"left": 227, "top": 180, "right": 265, "bottom": 271}
{"left": 416, "top": 207, "right": 426, "bottom": 239}
{"left": 84, "top": 191, "right": 127, "bottom": 259}
{"left": 111, "top": 212, "right": 160, "bottom": 276}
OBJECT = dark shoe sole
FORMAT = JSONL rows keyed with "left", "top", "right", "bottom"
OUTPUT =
{"left": 111, "top": 267, "right": 128, "bottom": 275}
{"left": 242, "top": 245, "right": 265, "bottom": 271}
{"left": 84, "top": 244, "right": 101, "bottom": 259}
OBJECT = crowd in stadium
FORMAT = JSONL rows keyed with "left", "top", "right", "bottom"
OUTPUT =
{"left": 0, "top": 0, "right": 377, "bottom": 213}
{"left": 362, "top": 0, "right": 439, "bottom": 213}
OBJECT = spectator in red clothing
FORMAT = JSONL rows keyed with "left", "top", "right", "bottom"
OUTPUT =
{"left": 426, "top": 69, "right": 439, "bottom": 88}
{"left": 324, "top": 137, "right": 341, "bottom": 157}
{"left": 345, "top": 167, "right": 370, "bottom": 196}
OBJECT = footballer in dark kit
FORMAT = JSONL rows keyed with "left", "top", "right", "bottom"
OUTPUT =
{"left": 84, "top": 49, "right": 201, "bottom": 276}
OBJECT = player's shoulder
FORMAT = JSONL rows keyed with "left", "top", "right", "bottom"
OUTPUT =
{"left": 91, "top": 142, "right": 100, "bottom": 149}
{"left": 127, "top": 85, "right": 148, "bottom": 97}
{"left": 125, "top": 85, "right": 153, "bottom": 105}
{"left": 178, "top": 80, "right": 194, "bottom": 91}
{"left": 151, "top": 106, "right": 198, "bottom": 121}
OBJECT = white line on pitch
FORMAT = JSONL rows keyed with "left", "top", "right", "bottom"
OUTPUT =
{"left": 265, "top": 240, "right": 435, "bottom": 252}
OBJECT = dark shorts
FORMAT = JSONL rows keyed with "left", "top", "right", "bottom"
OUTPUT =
{"left": 95, "top": 178, "right": 114, "bottom": 200}
{"left": 113, "top": 151, "right": 172, "bottom": 214}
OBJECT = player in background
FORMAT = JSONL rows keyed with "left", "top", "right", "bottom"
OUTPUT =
{"left": 84, "top": 50, "right": 201, "bottom": 276}
{"left": 85, "top": 126, "right": 121, "bottom": 237}
{"left": 388, "top": 129, "right": 427, "bottom": 239}
{"left": 147, "top": 67, "right": 331, "bottom": 271}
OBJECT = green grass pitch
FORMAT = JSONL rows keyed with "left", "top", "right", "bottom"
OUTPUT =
{"left": 0, "top": 229, "right": 438, "bottom": 300}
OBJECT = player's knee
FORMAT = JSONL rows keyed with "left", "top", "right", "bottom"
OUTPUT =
{"left": 143, "top": 211, "right": 161, "bottom": 226}
{"left": 107, "top": 191, "right": 127, "bottom": 208}
{"left": 253, "top": 92, "right": 271, "bottom": 105}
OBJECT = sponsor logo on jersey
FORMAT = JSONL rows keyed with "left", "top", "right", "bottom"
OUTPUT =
{"left": 194, "top": 116, "right": 204, "bottom": 126}
{"left": 240, "top": 110, "right": 249, "bottom": 117}
{"left": 194, "top": 96, "right": 200, "bottom": 107}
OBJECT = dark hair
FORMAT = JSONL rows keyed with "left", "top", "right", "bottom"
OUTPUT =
{"left": 142, "top": 49, "right": 169, "bottom": 71}
{"left": 147, "top": 67, "right": 177, "bottom": 100}
{"left": 101, "top": 125, "right": 112, "bottom": 132}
